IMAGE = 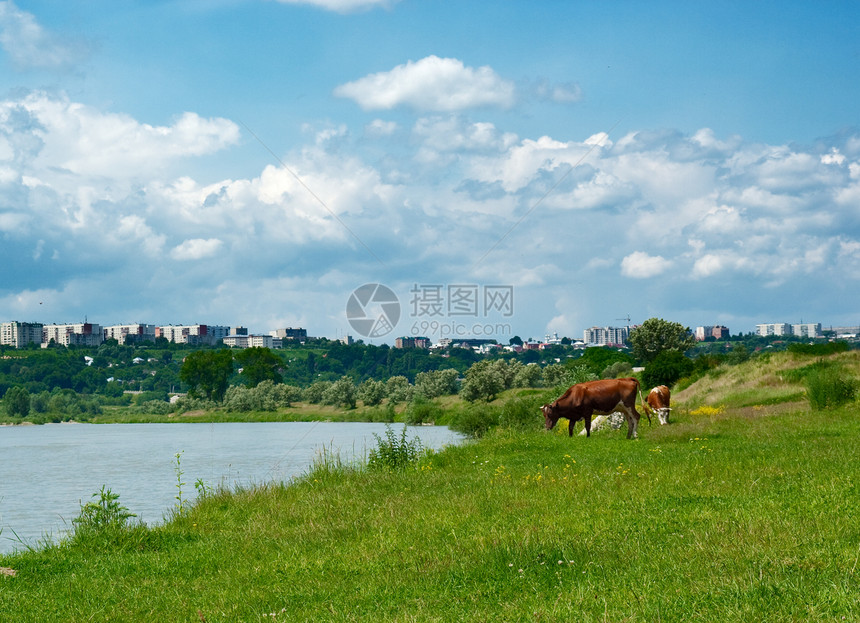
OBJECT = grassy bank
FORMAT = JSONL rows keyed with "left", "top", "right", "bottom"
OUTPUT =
{"left": 2, "top": 353, "right": 859, "bottom": 621}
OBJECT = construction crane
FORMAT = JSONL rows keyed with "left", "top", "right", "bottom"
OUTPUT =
{"left": 616, "top": 315, "right": 632, "bottom": 325}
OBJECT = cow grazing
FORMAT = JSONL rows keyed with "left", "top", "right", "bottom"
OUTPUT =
{"left": 541, "top": 378, "right": 644, "bottom": 439}
{"left": 646, "top": 385, "right": 672, "bottom": 425}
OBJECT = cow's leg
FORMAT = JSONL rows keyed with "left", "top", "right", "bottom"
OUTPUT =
{"left": 627, "top": 405, "right": 641, "bottom": 439}
{"left": 584, "top": 414, "right": 592, "bottom": 437}
{"left": 568, "top": 418, "right": 575, "bottom": 437}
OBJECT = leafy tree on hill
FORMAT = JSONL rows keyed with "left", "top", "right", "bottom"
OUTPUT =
{"left": 234, "top": 347, "right": 283, "bottom": 387}
{"left": 629, "top": 318, "right": 697, "bottom": 364}
{"left": 641, "top": 350, "right": 695, "bottom": 388}
{"left": 179, "top": 349, "right": 234, "bottom": 402}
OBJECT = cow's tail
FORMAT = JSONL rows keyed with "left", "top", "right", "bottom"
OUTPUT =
{"left": 636, "top": 384, "right": 653, "bottom": 426}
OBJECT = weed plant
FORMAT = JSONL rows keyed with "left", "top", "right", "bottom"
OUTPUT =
{"left": 366, "top": 424, "right": 425, "bottom": 471}
{"left": 804, "top": 366, "right": 858, "bottom": 409}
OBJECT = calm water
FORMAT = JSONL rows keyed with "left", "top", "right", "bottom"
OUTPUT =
{"left": 0, "top": 422, "right": 462, "bottom": 554}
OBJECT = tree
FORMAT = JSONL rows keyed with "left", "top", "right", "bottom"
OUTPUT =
{"left": 179, "top": 349, "right": 234, "bottom": 402}
{"left": 4, "top": 386, "right": 30, "bottom": 417}
{"left": 234, "top": 347, "right": 283, "bottom": 387}
{"left": 460, "top": 360, "right": 505, "bottom": 402}
{"left": 509, "top": 335, "right": 524, "bottom": 346}
{"left": 414, "top": 369, "right": 460, "bottom": 398}
{"left": 358, "top": 379, "right": 387, "bottom": 406}
{"left": 641, "top": 350, "right": 694, "bottom": 388}
{"left": 322, "top": 376, "right": 357, "bottom": 409}
{"left": 628, "top": 318, "right": 697, "bottom": 364}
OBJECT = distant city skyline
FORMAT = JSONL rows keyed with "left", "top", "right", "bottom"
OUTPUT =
{"left": 1, "top": 2, "right": 858, "bottom": 340}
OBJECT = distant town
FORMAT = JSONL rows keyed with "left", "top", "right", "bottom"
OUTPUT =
{"left": 2, "top": 319, "right": 856, "bottom": 352}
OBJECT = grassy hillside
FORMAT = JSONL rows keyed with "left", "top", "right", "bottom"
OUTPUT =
{"left": 1, "top": 352, "right": 858, "bottom": 621}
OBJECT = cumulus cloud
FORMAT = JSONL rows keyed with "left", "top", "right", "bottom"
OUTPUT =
{"left": 2, "top": 85, "right": 860, "bottom": 333}
{"left": 0, "top": 92, "right": 240, "bottom": 186}
{"left": 621, "top": 252, "right": 672, "bottom": 278}
{"left": 334, "top": 55, "right": 516, "bottom": 112}
{"left": 170, "top": 238, "right": 224, "bottom": 261}
{"left": 0, "top": 0, "right": 91, "bottom": 70}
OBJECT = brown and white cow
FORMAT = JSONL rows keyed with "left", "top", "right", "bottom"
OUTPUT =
{"left": 646, "top": 385, "right": 672, "bottom": 425}
{"left": 541, "top": 378, "right": 644, "bottom": 439}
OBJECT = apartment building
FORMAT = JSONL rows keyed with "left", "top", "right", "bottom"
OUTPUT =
{"left": 223, "top": 334, "right": 282, "bottom": 349}
{"left": 42, "top": 323, "right": 104, "bottom": 347}
{"left": 156, "top": 324, "right": 230, "bottom": 345}
{"left": 104, "top": 324, "right": 157, "bottom": 345}
{"left": 0, "top": 321, "right": 44, "bottom": 348}
{"left": 694, "top": 325, "right": 731, "bottom": 341}
{"left": 583, "top": 326, "right": 629, "bottom": 346}
{"left": 755, "top": 323, "right": 820, "bottom": 338}
{"left": 272, "top": 327, "right": 307, "bottom": 341}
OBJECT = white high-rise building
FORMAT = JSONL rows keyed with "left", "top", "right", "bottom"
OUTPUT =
{"left": 156, "top": 324, "right": 231, "bottom": 345}
{"left": 42, "top": 323, "right": 104, "bottom": 347}
{"left": 0, "top": 321, "right": 44, "bottom": 348}
{"left": 583, "top": 326, "right": 629, "bottom": 346}
{"left": 104, "top": 324, "right": 157, "bottom": 344}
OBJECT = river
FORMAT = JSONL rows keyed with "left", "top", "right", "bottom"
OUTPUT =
{"left": 0, "top": 421, "right": 462, "bottom": 555}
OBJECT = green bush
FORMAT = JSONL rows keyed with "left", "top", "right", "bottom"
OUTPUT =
{"left": 367, "top": 425, "right": 425, "bottom": 471}
{"left": 788, "top": 341, "right": 850, "bottom": 356}
{"left": 71, "top": 486, "right": 138, "bottom": 546}
{"left": 403, "top": 395, "right": 442, "bottom": 425}
{"left": 497, "top": 396, "right": 541, "bottom": 431}
{"left": 642, "top": 350, "right": 694, "bottom": 388}
{"left": 449, "top": 402, "right": 499, "bottom": 438}
{"left": 805, "top": 367, "right": 858, "bottom": 410}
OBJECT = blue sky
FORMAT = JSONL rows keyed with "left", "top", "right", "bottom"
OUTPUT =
{"left": 1, "top": 0, "right": 859, "bottom": 343}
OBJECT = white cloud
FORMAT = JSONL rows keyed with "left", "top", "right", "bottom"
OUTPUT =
{"left": 621, "top": 252, "right": 672, "bottom": 278}
{"left": 0, "top": 0, "right": 90, "bottom": 70}
{"left": 170, "top": 238, "right": 223, "bottom": 261}
{"left": 535, "top": 79, "right": 583, "bottom": 104}
{"left": 1, "top": 92, "right": 240, "bottom": 186}
{"left": 334, "top": 55, "right": 516, "bottom": 112}
{"left": 365, "top": 119, "right": 398, "bottom": 137}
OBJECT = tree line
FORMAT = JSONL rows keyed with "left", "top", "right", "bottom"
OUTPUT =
{"left": 3, "top": 318, "right": 851, "bottom": 422}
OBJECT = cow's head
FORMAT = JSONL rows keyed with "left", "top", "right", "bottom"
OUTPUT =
{"left": 657, "top": 408, "right": 671, "bottom": 425}
{"left": 541, "top": 403, "right": 560, "bottom": 430}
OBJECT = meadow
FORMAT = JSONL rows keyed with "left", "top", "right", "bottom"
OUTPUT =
{"left": 1, "top": 351, "right": 858, "bottom": 622}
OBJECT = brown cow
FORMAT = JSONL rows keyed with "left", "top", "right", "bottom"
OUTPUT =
{"left": 646, "top": 385, "right": 671, "bottom": 425}
{"left": 541, "top": 378, "right": 644, "bottom": 439}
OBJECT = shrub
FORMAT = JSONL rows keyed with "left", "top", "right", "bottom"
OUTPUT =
{"left": 601, "top": 361, "right": 633, "bottom": 379}
{"left": 497, "top": 396, "right": 540, "bottom": 431}
{"left": 367, "top": 425, "right": 425, "bottom": 471}
{"left": 449, "top": 402, "right": 499, "bottom": 438}
{"left": 805, "top": 367, "right": 858, "bottom": 410}
{"left": 788, "top": 341, "right": 850, "bottom": 356}
{"left": 403, "top": 395, "right": 442, "bottom": 425}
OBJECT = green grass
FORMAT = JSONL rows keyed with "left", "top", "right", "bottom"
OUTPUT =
{"left": 2, "top": 355, "right": 860, "bottom": 621}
